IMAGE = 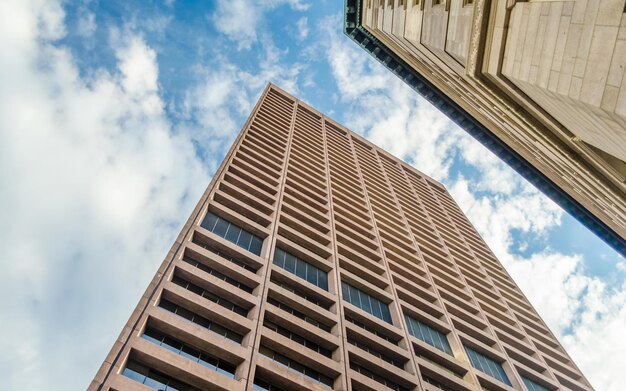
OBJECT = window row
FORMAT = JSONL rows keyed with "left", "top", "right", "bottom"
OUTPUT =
{"left": 258, "top": 345, "right": 333, "bottom": 387}
{"left": 201, "top": 211, "right": 263, "bottom": 255}
{"left": 522, "top": 376, "right": 550, "bottom": 391}
{"left": 182, "top": 255, "right": 253, "bottom": 293}
{"left": 273, "top": 248, "right": 328, "bottom": 290}
{"left": 263, "top": 319, "right": 333, "bottom": 358}
{"left": 123, "top": 359, "right": 200, "bottom": 391}
{"left": 267, "top": 296, "right": 332, "bottom": 332}
{"left": 192, "top": 235, "right": 257, "bottom": 272}
{"left": 347, "top": 337, "right": 403, "bottom": 368}
{"left": 253, "top": 376, "right": 288, "bottom": 391}
{"left": 142, "top": 327, "right": 236, "bottom": 378}
{"left": 465, "top": 346, "right": 511, "bottom": 386}
{"left": 159, "top": 298, "right": 243, "bottom": 343}
{"left": 171, "top": 275, "right": 248, "bottom": 316}
{"left": 350, "top": 362, "right": 408, "bottom": 391}
{"left": 405, "top": 315, "right": 452, "bottom": 355}
{"left": 342, "top": 281, "right": 392, "bottom": 324}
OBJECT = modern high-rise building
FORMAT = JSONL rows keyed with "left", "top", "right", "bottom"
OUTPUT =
{"left": 344, "top": 0, "right": 626, "bottom": 257}
{"left": 89, "top": 84, "right": 593, "bottom": 391}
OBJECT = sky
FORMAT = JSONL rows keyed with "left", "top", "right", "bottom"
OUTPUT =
{"left": 0, "top": 0, "right": 624, "bottom": 390}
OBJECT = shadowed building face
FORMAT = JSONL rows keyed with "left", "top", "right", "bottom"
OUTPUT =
{"left": 89, "top": 84, "right": 593, "bottom": 391}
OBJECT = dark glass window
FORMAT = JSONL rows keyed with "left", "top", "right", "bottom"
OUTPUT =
{"left": 270, "top": 276, "right": 330, "bottom": 310}
{"left": 422, "top": 375, "right": 455, "bottom": 391}
{"left": 273, "top": 248, "right": 328, "bottom": 291}
{"left": 345, "top": 316, "right": 394, "bottom": 343}
{"left": 263, "top": 319, "right": 332, "bottom": 358}
{"left": 191, "top": 238, "right": 256, "bottom": 272}
{"left": 404, "top": 315, "right": 452, "bottom": 355}
{"left": 123, "top": 359, "right": 201, "bottom": 391}
{"left": 171, "top": 275, "right": 248, "bottom": 316}
{"left": 464, "top": 346, "right": 511, "bottom": 386}
{"left": 201, "top": 212, "right": 263, "bottom": 255}
{"left": 347, "top": 337, "right": 403, "bottom": 368}
{"left": 253, "top": 377, "right": 288, "bottom": 391}
{"left": 142, "top": 328, "right": 236, "bottom": 378}
{"left": 158, "top": 298, "right": 243, "bottom": 343}
{"left": 341, "top": 281, "right": 392, "bottom": 324}
{"left": 266, "top": 297, "right": 332, "bottom": 332}
{"left": 522, "top": 377, "right": 550, "bottom": 391}
{"left": 258, "top": 346, "right": 333, "bottom": 387}
{"left": 349, "top": 362, "right": 409, "bottom": 391}
{"left": 182, "top": 255, "right": 253, "bottom": 293}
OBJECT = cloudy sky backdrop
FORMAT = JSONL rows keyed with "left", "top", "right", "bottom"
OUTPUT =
{"left": 0, "top": 0, "right": 624, "bottom": 390}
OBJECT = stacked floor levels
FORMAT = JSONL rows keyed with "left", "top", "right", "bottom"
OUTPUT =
{"left": 89, "top": 84, "right": 593, "bottom": 391}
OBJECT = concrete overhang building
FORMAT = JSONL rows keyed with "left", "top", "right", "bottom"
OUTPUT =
{"left": 344, "top": 0, "right": 626, "bottom": 256}
{"left": 91, "top": 85, "right": 593, "bottom": 391}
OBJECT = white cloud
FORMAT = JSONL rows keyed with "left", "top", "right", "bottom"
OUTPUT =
{"left": 210, "top": 0, "right": 310, "bottom": 50}
{"left": 505, "top": 252, "right": 626, "bottom": 391}
{"left": 210, "top": 0, "right": 260, "bottom": 50}
{"left": 296, "top": 16, "right": 309, "bottom": 41}
{"left": 0, "top": 1, "right": 208, "bottom": 389}
{"left": 179, "top": 34, "right": 304, "bottom": 173}
{"left": 320, "top": 15, "right": 457, "bottom": 180}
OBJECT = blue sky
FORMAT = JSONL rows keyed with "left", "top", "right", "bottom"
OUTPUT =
{"left": 0, "top": 1, "right": 624, "bottom": 390}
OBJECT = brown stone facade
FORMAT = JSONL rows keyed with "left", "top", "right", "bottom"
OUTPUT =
{"left": 89, "top": 84, "right": 593, "bottom": 391}
{"left": 356, "top": 0, "right": 626, "bottom": 251}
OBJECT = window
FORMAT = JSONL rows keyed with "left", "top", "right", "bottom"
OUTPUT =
{"left": 266, "top": 297, "right": 332, "bottom": 332}
{"left": 273, "top": 248, "right": 328, "bottom": 290}
{"left": 464, "top": 346, "right": 511, "bottom": 386}
{"left": 264, "top": 319, "right": 333, "bottom": 357}
{"left": 270, "top": 276, "right": 330, "bottom": 310}
{"left": 347, "top": 337, "right": 403, "bottom": 368}
{"left": 341, "top": 282, "right": 392, "bottom": 324}
{"left": 158, "top": 298, "right": 243, "bottom": 343}
{"left": 182, "top": 255, "right": 253, "bottom": 293}
{"left": 142, "top": 328, "right": 236, "bottom": 378}
{"left": 259, "top": 346, "right": 334, "bottom": 387}
{"left": 123, "top": 359, "right": 201, "bottom": 391}
{"left": 350, "top": 362, "right": 409, "bottom": 391}
{"left": 405, "top": 315, "right": 452, "bottom": 355}
{"left": 422, "top": 375, "right": 455, "bottom": 391}
{"left": 253, "top": 376, "right": 288, "bottom": 391}
{"left": 522, "top": 377, "right": 550, "bottom": 391}
{"left": 345, "top": 315, "right": 395, "bottom": 343}
{"left": 171, "top": 275, "right": 248, "bottom": 316}
{"left": 192, "top": 235, "right": 257, "bottom": 272}
{"left": 201, "top": 212, "right": 263, "bottom": 255}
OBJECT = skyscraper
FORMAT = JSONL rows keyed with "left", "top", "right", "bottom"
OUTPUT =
{"left": 344, "top": 0, "right": 626, "bottom": 257}
{"left": 90, "top": 84, "right": 592, "bottom": 391}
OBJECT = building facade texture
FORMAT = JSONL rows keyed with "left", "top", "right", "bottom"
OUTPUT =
{"left": 90, "top": 85, "right": 593, "bottom": 391}
{"left": 345, "top": 0, "right": 626, "bottom": 256}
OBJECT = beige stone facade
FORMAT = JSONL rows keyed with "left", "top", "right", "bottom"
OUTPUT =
{"left": 357, "top": 0, "right": 626, "bottom": 250}
{"left": 90, "top": 85, "right": 592, "bottom": 391}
